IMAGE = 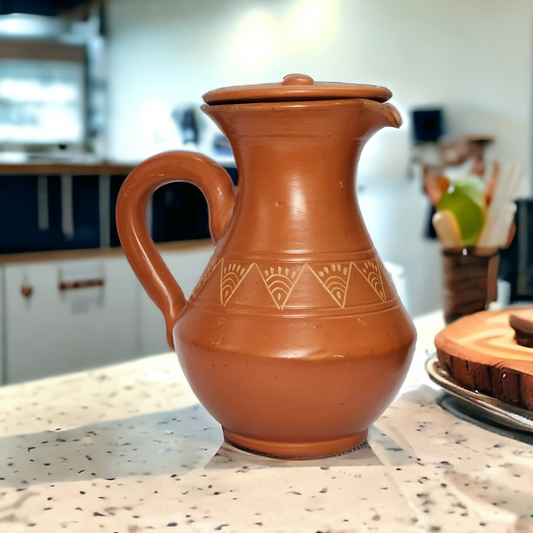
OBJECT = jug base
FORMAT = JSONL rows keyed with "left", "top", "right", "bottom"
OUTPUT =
{"left": 223, "top": 429, "right": 368, "bottom": 460}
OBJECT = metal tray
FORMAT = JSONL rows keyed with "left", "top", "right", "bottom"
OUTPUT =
{"left": 425, "top": 356, "right": 533, "bottom": 434}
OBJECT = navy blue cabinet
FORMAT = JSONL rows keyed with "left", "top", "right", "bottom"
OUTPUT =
{"left": 0, "top": 165, "right": 238, "bottom": 254}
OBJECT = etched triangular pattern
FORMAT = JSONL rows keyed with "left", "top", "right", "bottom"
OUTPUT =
{"left": 229, "top": 264, "right": 279, "bottom": 309}
{"left": 257, "top": 265, "right": 304, "bottom": 309}
{"left": 192, "top": 257, "right": 222, "bottom": 298}
{"left": 314, "top": 262, "right": 352, "bottom": 308}
{"left": 354, "top": 259, "right": 386, "bottom": 302}
{"left": 193, "top": 256, "right": 391, "bottom": 309}
{"left": 220, "top": 259, "right": 254, "bottom": 305}
{"left": 283, "top": 264, "right": 340, "bottom": 309}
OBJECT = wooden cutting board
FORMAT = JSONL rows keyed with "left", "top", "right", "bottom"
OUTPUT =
{"left": 435, "top": 309, "right": 533, "bottom": 410}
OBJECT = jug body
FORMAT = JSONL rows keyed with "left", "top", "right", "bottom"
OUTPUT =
{"left": 176, "top": 277, "right": 415, "bottom": 457}
{"left": 116, "top": 75, "right": 417, "bottom": 459}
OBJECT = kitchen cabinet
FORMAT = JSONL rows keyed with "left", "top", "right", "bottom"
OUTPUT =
{"left": 3, "top": 254, "right": 139, "bottom": 384}
{"left": 0, "top": 240, "right": 213, "bottom": 384}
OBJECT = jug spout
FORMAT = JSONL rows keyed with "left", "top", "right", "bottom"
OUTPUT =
{"left": 380, "top": 102, "right": 403, "bottom": 128}
{"left": 361, "top": 100, "right": 403, "bottom": 133}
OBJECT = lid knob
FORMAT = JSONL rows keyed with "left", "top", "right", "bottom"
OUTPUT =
{"left": 282, "top": 73, "right": 314, "bottom": 86}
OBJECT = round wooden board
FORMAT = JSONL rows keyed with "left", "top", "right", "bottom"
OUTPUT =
{"left": 434, "top": 310, "right": 533, "bottom": 411}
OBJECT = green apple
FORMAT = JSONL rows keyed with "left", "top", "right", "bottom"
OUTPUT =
{"left": 437, "top": 178, "right": 486, "bottom": 246}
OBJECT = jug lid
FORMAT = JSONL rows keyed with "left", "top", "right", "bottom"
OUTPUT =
{"left": 203, "top": 73, "right": 392, "bottom": 105}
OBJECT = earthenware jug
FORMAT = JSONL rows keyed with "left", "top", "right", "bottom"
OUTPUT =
{"left": 116, "top": 74, "right": 417, "bottom": 458}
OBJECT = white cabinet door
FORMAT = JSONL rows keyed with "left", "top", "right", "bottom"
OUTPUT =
{"left": 138, "top": 242, "right": 214, "bottom": 356}
{"left": 4, "top": 255, "right": 140, "bottom": 384}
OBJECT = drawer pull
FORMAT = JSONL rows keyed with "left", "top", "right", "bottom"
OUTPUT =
{"left": 21, "top": 284, "right": 33, "bottom": 298}
{"left": 59, "top": 279, "right": 105, "bottom": 291}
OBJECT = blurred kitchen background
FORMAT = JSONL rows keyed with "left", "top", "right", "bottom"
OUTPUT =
{"left": 0, "top": 0, "right": 532, "bottom": 384}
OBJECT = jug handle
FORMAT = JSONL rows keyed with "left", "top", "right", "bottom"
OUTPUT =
{"left": 116, "top": 151, "right": 237, "bottom": 349}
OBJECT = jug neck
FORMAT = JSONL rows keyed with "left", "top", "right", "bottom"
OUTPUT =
{"left": 203, "top": 100, "right": 391, "bottom": 258}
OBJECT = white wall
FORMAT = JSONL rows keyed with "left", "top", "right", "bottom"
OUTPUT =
{"left": 106, "top": 0, "right": 533, "bottom": 187}
{"left": 105, "top": 0, "right": 533, "bottom": 316}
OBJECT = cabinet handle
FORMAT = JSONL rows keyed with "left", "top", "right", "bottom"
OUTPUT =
{"left": 21, "top": 284, "right": 33, "bottom": 298}
{"left": 59, "top": 279, "right": 105, "bottom": 291}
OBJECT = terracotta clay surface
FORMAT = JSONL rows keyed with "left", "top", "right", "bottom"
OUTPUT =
{"left": 435, "top": 309, "right": 533, "bottom": 410}
{"left": 116, "top": 74, "right": 416, "bottom": 458}
{"left": 203, "top": 73, "right": 393, "bottom": 104}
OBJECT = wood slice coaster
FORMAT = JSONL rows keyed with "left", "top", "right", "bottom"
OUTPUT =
{"left": 435, "top": 309, "right": 533, "bottom": 411}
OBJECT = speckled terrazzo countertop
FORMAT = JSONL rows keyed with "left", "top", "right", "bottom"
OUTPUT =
{"left": 1, "top": 312, "right": 532, "bottom": 533}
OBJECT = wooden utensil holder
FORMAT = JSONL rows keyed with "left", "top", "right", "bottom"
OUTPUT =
{"left": 442, "top": 248, "right": 499, "bottom": 324}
